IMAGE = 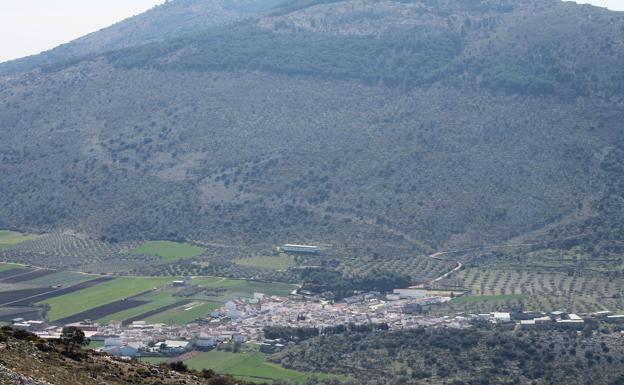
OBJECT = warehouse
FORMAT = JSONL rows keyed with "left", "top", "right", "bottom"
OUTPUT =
{"left": 282, "top": 244, "right": 321, "bottom": 254}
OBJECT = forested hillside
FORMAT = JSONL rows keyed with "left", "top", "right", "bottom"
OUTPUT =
{"left": 272, "top": 326, "right": 624, "bottom": 385}
{"left": 0, "top": 0, "right": 623, "bottom": 263}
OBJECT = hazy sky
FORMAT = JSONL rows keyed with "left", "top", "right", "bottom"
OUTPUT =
{"left": 0, "top": 0, "right": 166, "bottom": 63}
{"left": 0, "top": 0, "right": 622, "bottom": 63}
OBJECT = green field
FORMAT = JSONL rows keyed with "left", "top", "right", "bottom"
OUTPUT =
{"left": 0, "top": 230, "right": 38, "bottom": 251}
{"left": 0, "top": 263, "right": 23, "bottom": 272}
{"left": 144, "top": 301, "right": 221, "bottom": 324}
{"left": 139, "top": 357, "right": 168, "bottom": 364}
{"left": 88, "top": 340, "right": 104, "bottom": 349}
{"left": 190, "top": 277, "right": 296, "bottom": 299}
{"left": 39, "top": 277, "right": 176, "bottom": 321}
{"left": 234, "top": 255, "right": 295, "bottom": 270}
{"left": 18, "top": 271, "right": 294, "bottom": 324}
{"left": 96, "top": 291, "right": 180, "bottom": 324}
{"left": 185, "top": 351, "right": 341, "bottom": 384}
{"left": 99, "top": 276, "right": 296, "bottom": 324}
{"left": 128, "top": 241, "right": 205, "bottom": 261}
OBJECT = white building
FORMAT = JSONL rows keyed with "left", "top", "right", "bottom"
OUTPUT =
{"left": 196, "top": 333, "right": 216, "bottom": 350}
{"left": 492, "top": 312, "right": 511, "bottom": 323}
{"left": 161, "top": 340, "right": 192, "bottom": 355}
{"left": 555, "top": 319, "right": 585, "bottom": 330}
{"left": 606, "top": 315, "right": 624, "bottom": 323}
{"left": 282, "top": 244, "right": 321, "bottom": 254}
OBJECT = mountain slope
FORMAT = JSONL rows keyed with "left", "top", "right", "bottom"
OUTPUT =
{"left": 0, "top": 0, "right": 623, "bottom": 263}
{"left": 0, "top": 0, "right": 284, "bottom": 76}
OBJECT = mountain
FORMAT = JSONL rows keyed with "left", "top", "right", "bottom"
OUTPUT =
{"left": 0, "top": 0, "right": 284, "bottom": 76}
{"left": 0, "top": 0, "right": 623, "bottom": 262}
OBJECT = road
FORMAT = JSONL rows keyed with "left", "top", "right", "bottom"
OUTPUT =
{"left": 430, "top": 260, "right": 463, "bottom": 285}
{"left": 420, "top": 233, "right": 599, "bottom": 287}
{"left": 421, "top": 241, "right": 548, "bottom": 287}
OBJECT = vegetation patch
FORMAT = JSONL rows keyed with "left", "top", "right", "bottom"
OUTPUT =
{"left": 189, "top": 277, "right": 297, "bottom": 299}
{"left": 1, "top": 269, "right": 56, "bottom": 283}
{"left": 88, "top": 340, "right": 104, "bottom": 349}
{"left": 451, "top": 293, "right": 528, "bottom": 304}
{"left": 95, "top": 291, "right": 179, "bottom": 324}
{"left": 143, "top": 301, "right": 221, "bottom": 325}
{"left": 38, "top": 277, "right": 176, "bottom": 322}
{"left": 129, "top": 241, "right": 205, "bottom": 261}
{"left": 184, "top": 350, "right": 338, "bottom": 384}
{"left": 0, "top": 288, "right": 56, "bottom": 307}
{"left": 0, "top": 230, "right": 38, "bottom": 251}
{"left": 233, "top": 255, "right": 295, "bottom": 270}
{"left": 0, "top": 268, "right": 29, "bottom": 280}
{"left": 0, "top": 263, "right": 23, "bottom": 272}
{"left": 54, "top": 299, "right": 150, "bottom": 325}
{"left": 436, "top": 267, "right": 624, "bottom": 314}
{"left": 274, "top": 326, "right": 624, "bottom": 385}
{"left": 23, "top": 271, "right": 97, "bottom": 287}
{"left": 138, "top": 356, "right": 168, "bottom": 365}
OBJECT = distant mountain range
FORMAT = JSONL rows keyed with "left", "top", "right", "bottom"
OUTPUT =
{"left": 1, "top": 0, "right": 623, "bottom": 259}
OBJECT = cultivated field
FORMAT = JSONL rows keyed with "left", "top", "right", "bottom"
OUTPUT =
{"left": 96, "top": 277, "right": 299, "bottom": 325}
{"left": 0, "top": 288, "right": 53, "bottom": 306}
{"left": 55, "top": 299, "right": 153, "bottom": 324}
{"left": 435, "top": 267, "right": 624, "bottom": 314}
{"left": 23, "top": 271, "right": 97, "bottom": 287}
{"left": 38, "top": 277, "right": 176, "bottom": 321}
{"left": 189, "top": 277, "right": 296, "bottom": 299}
{"left": 143, "top": 302, "right": 221, "bottom": 325}
{"left": 0, "top": 306, "right": 41, "bottom": 323}
{"left": 338, "top": 255, "right": 455, "bottom": 284}
{"left": 0, "top": 267, "right": 28, "bottom": 279}
{"left": 1, "top": 269, "right": 56, "bottom": 284}
{"left": 0, "top": 233, "right": 143, "bottom": 272}
{"left": 0, "top": 267, "right": 297, "bottom": 325}
{"left": 0, "top": 263, "right": 23, "bottom": 272}
{"left": 233, "top": 255, "right": 295, "bottom": 270}
{"left": 95, "top": 291, "right": 181, "bottom": 325}
{"left": 129, "top": 241, "right": 205, "bottom": 261}
{"left": 0, "top": 230, "right": 38, "bottom": 251}
{"left": 184, "top": 350, "right": 340, "bottom": 384}
{"left": 0, "top": 277, "right": 112, "bottom": 307}
{"left": 1, "top": 260, "right": 293, "bottom": 326}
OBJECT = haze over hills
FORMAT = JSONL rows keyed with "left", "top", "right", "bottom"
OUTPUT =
{"left": 0, "top": 0, "right": 285, "bottom": 76}
{"left": 0, "top": 0, "right": 623, "bottom": 264}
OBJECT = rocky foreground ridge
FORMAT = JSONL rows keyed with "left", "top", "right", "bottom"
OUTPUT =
{"left": 0, "top": 327, "right": 256, "bottom": 385}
